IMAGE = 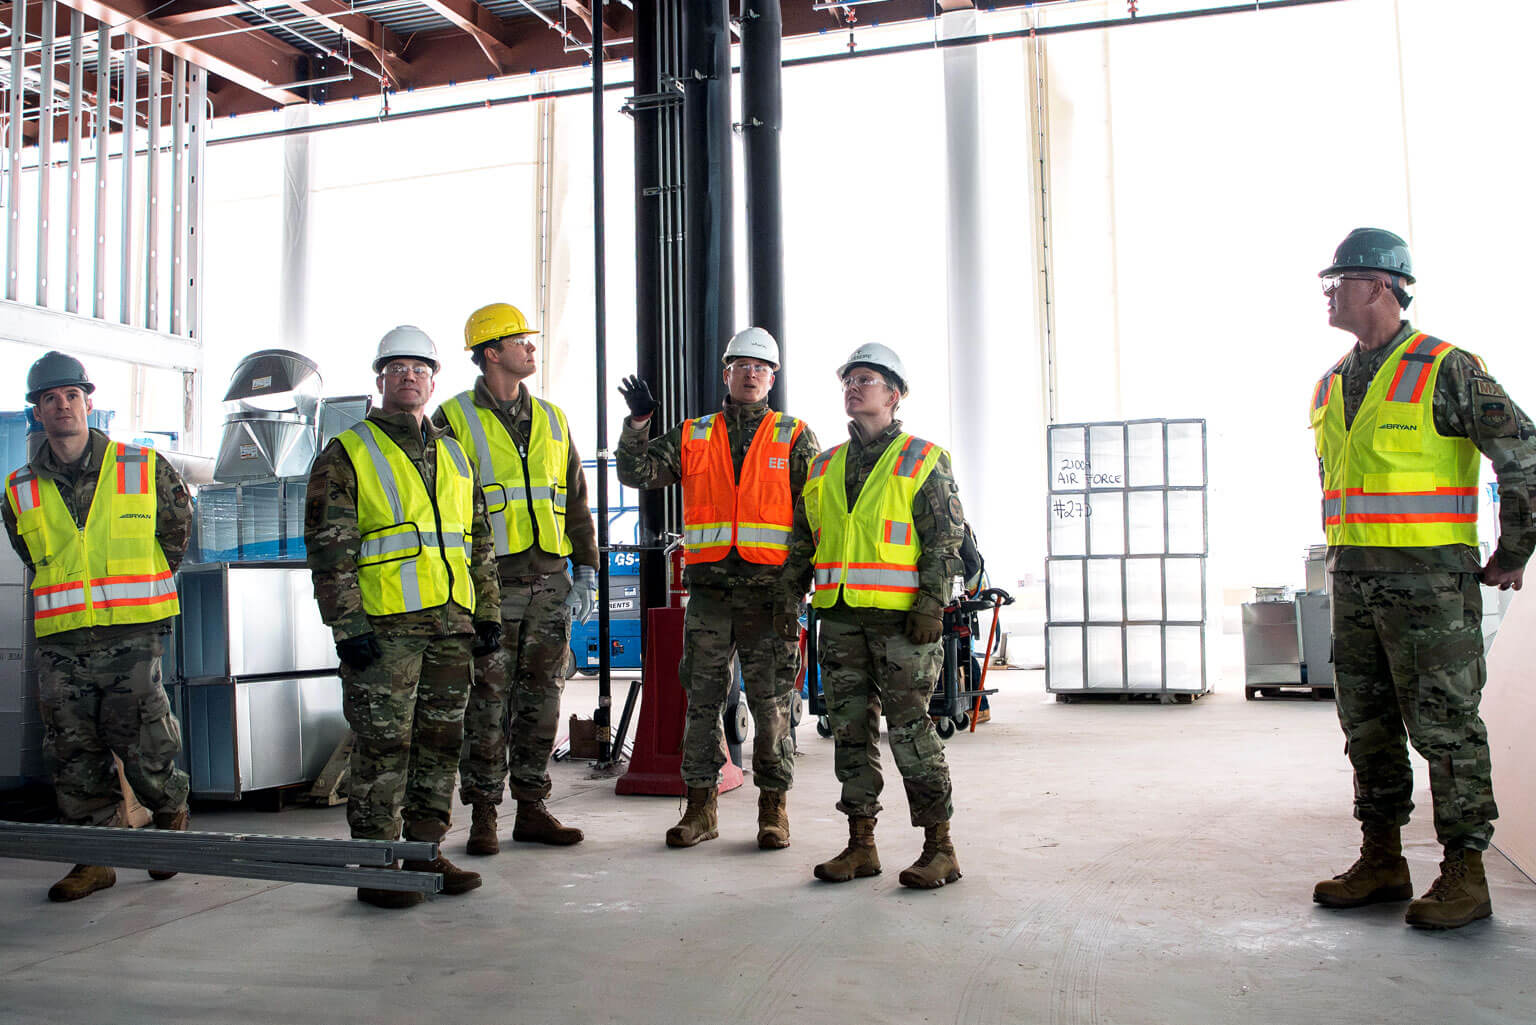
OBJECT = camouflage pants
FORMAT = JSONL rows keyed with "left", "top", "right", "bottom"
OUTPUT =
{"left": 818, "top": 614, "right": 953, "bottom": 827}
{"left": 341, "top": 631, "right": 473, "bottom": 842}
{"left": 38, "top": 631, "right": 189, "bottom": 826}
{"left": 1331, "top": 571, "right": 1497, "bottom": 851}
{"left": 459, "top": 572, "right": 573, "bottom": 805}
{"left": 677, "top": 587, "right": 798, "bottom": 792}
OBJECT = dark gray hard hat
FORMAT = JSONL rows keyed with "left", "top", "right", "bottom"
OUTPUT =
{"left": 1320, "top": 227, "right": 1415, "bottom": 283}
{"left": 26, "top": 351, "right": 94, "bottom": 405}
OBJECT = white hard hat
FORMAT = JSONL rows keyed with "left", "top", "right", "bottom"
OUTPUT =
{"left": 374, "top": 325, "right": 440, "bottom": 373}
{"left": 836, "top": 342, "right": 908, "bottom": 397}
{"left": 721, "top": 327, "right": 780, "bottom": 369}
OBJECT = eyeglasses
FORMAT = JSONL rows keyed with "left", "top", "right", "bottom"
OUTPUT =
{"left": 1320, "top": 273, "right": 1383, "bottom": 295}
{"left": 382, "top": 362, "right": 434, "bottom": 378}
{"left": 842, "top": 373, "right": 888, "bottom": 391}
{"left": 729, "top": 362, "right": 774, "bottom": 377}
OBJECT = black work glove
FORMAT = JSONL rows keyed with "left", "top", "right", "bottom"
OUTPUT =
{"left": 773, "top": 598, "right": 802, "bottom": 642}
{"left": 336, "top": 632, "right": 383, "bottom": 671}
{"left": 905, "top": 610, "right": 943, "bottom": 646}
{"left": 619, "top": 375, "right": 657, "bottom": 420}
{"left": 472, "top": 620, "right": 503, "bottom": 657}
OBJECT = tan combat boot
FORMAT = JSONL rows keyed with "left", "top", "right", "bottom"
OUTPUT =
{"left": 356, "top": 862, "right": 426, "bottom": 909}
{"left": 148, "top": 807, "right": 190, "bottom": 881}
{"left": 466, "top": 803, "right": 499, "bottom": 856}
{"left": 48, "top": 864, "right": 117, "bottom": 903}
{"left": 813, "top": 816, "right": 881, "bottom": 882}
{"left": 899, "top": 820, "right": 962, "bottom": 889}
{"left": 1313, "top": 822, "right": 1413, "bottom": 908}
{"left": 757, "top": 790, "right": 790, "bottom": 850}
{"left": 513, "top": 799, "right": 584, "bottom": 846}
{"left": 665, "top": 786, "right": 719, "bottom": 848}
{"left": 1405, "top": 848, "right": 1493, "bottom": 930}
{"left": 402, "top": 852, "right": 483, "bottom": 895}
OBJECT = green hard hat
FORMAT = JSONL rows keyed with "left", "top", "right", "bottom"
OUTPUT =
{"left": 1320, "top": 227, "right": 1414, "bottom": 283}
{"left": 26, "top": 350, "right": 95, "bottom": 405}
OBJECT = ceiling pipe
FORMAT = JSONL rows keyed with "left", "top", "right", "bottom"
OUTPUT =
{"left": 207, "top": 0, "right": 1351, "bottom": 143}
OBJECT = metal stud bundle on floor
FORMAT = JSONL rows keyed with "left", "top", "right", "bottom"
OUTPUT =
{"left": 0, "top": 822, "right": 443, "bottom": 893}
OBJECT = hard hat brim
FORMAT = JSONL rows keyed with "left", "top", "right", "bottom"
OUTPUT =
{"left": 1318, "top": 262, "right": 1416, "bottom": 284}
{"left": 26, "top": 380, "right": 96, "bottom": 405}
{"left": 373, "top": 357, "right": 441, "bottom": 374}
{"left": 722, "top": 354, "right": 780, "bottom": 370}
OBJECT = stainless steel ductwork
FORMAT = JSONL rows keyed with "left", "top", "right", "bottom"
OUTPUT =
{"left": 214, "top": 349, "right": 322, "bottom": 482}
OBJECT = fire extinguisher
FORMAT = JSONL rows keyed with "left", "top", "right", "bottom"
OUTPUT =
{"left": 666, "top": 538, "right": 687, "bottom": 608}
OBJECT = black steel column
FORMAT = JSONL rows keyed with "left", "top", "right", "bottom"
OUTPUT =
{"left": 740, "top": 0, "right": 785, "bottom": 406}
{"left": 592, "top": 0, "right": 613, "bottom": 763}
{"left": 683, "top": 0, "right": 732, "bottom": 417}
{"left": 632, "top": 0, "right": 668, "bottom": 620}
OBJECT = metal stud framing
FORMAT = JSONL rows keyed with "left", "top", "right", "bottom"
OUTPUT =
{"left": 120, "top": 35, "right": 138, "bottom": 324}
{"left": 187, "top": 66, "right": 206, "bottom": 340}
{"left": 170, "top": 55, "right": 186, "bottom": 335}
{"left": 146, "top": 45, "right": 161, "bottom": 330}
{"left": 65, "top": 10, "right": 83, "bottom": 314}
{"left": 93, "top": 21, "right": 110, "bottom": 318}
{"left": 37, "top": 0, "right": 56, "bottom": 306}
{"left": 0, "top": 9, "right": 207, "bottom": 345}
{"left": 6, "top": 0, "right": 25, "bottom": 301}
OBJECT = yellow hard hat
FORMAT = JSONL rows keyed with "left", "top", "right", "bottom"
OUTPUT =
{"left": 464, "top": 302, "right": 538, "bottom": 351}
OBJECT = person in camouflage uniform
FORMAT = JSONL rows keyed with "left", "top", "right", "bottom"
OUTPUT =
{"left": 616, "top": 327, "right": 819, "bottom": 850}
{"left": 2, "top": 352, "right": 192, "bottom": 903}
{"left": 779, "top": 343, "right": 967, "bottom": 891}
{"left": 304, "top": 326, "right": 500, "bottom": 909}
{"left": 431, "top": 302, "right": 599, "bottom": 854}
{"left": 1309, "top": 228, "right": 1536, "bottom": 930}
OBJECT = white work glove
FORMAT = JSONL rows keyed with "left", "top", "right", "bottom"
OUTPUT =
{"left": 565, "top": 565, "right": 598, "bottom": 624}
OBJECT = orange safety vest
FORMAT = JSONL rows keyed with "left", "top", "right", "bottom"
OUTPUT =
{"left": 680, "top": 411, "right": 804, "bottom": 565}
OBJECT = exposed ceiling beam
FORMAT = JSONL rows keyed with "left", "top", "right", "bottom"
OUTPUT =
{"left": 54, "top": 0, "right": 307, "bottom": 103}
{"left": 154, "top": 0, "right": 291, "bottom": 26}
{"left": 415, "top": 0, "right": 518, "bottom": 73}
{"left": 280, "top": 0, "right": 412, "bottom": 87}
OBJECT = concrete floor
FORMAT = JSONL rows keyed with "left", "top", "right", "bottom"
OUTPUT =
{"left": 2, "top": 661, "right": 1534, "bottom": 1025}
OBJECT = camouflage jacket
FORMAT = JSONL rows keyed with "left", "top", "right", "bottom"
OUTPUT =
{"left": 616, "top": 395, "right": 820, "bottom": 595}
{"left": 780, "top": 419, "right": 965, "bottom": 624}
{"left": 2, "top": 428, "right": 191, "bottom": 646}
{"left": 430, "top": 376, "right": 600, "bottom": 581}
{"left": 1320, "top": 320, "right": 1536, "bottom": 574}
{"left": 304, "top": 408, "right": 499, "bottom": 641}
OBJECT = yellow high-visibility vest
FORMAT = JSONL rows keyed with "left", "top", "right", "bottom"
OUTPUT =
{"left": 337, "top": 421, "right": 477, "bottom": 616}
{"left": 802, "top": 433, "right": 943, "bottom": 611}
{"left": 439, "top": 391, "right": 573, "bottom": 559}
{"left": 1310, "top": 331, "right": 1480, "bottom": 548}
{"left": 6, "top": 442, "right": 178, "bottom": 636}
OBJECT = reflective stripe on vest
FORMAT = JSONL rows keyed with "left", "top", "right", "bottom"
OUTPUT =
{"left": 5, "top": 443, "right": 180, "bottom": 636}
{"left": 679, "top": 410, "right": 803, "bottom": 566}
{"left": 440, "top": 390, "right": 573, "bottom": 559}
{"left": 338, "top": 421, "right": 477, "bottom": 616}
{"left": 1311, "top": 332, "right": 1480, "bottom": 548}
{"left": 801, "top": 434, "right": 943, "bottom": 611}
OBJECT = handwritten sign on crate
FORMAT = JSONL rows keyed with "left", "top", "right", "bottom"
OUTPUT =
{"left": 1055, "top": 457, "right": 1123, "bottom": 490}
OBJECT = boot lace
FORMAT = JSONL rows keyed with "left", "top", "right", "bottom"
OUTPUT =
{"left": 1424, "top": 855, "right": 1469, "bottom": 900}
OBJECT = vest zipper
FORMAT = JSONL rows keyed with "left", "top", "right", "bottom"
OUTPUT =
{"left": 516, "top": 440, "right": 541, "bottom": 551}
{"left": 405, "top": 439, "right": 458, "bottom": 601}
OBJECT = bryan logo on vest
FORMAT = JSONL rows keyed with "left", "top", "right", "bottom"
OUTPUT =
{"left": 1379, "top": 423, "right": 1418, "bottom": 431}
